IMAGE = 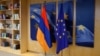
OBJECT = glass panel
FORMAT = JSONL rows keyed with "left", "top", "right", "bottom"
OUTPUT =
{"left": 76, "top": 0, "right": 95, "bottom": 47}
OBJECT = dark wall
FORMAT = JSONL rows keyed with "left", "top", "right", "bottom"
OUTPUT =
{"left": 76, "top": 0, "right": 95, "bottom": 33}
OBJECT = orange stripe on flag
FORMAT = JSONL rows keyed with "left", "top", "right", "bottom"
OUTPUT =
{"left": 36, "top": 27, "right": 49, "bottom": 52}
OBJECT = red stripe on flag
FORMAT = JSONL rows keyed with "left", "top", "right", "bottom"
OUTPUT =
{"left": 41, "top": 6, "right": 50, "bottom": 30}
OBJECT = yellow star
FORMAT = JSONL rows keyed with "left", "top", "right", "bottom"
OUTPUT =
{"left": 56, "top": 24, "right": 58, "bottom": 26}
{"left": 59, "top": 36, "right": 62, "bottom": 39}
{"left": 31, "top": 15, "right": 35, "bottom": 19}
{"left": 57, "top": 33, "right": 58, "bottom": 36}
{"left": 34, "top": 23, "right": 38, "bottom": 29}
{"left": 78, "top": 25, "right": 85, "bottom": 31}
{"left": 63, "top": 23, "right": 65, "bottom": 26}
{"left": 61, "top": 20, "right": 63, "bottom": 22}
{"left": 33, "top": 9, "right": 38, "bottom": 12}
{"left": 64, "top": 28, "right": 66, "bottom": 31}
{"left": 62, "top": 33, "right": 65, "bottom": 36}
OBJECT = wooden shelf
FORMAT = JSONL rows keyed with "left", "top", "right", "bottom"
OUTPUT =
{"left": 0, "top": 0, "right": 7, "bottom": 3}
{"left": 0, "top": 19, "right": 21, "bottom": 21}
{"left": 0, "top": 37, "right": 12, "bottom": 40}
{"left": 0, "top": 9, "right": 12, "bottom": 12}
{"left": 0, "top": 0, "right": 28, "bottom": 55}
{"left": 0, "top": 0, "right": 21, "bottom": 53}
{"left": 13, "top": 39, "right": 20, "bottom": 41}
{"left": 13, "top": 19, "right": 20, "bottom": 20}
{"left": 0, "top": 19, "right": 12, "bottom": 20}
{"left": 13, "top": 8, "right": 20, "bottom": 10}
{"left": 0, "top": 28, "right": 12, "bottom": 30}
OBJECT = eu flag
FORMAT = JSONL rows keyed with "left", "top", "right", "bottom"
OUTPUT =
{"left": 55, "top": 3, "right": 68, "bottom": 54}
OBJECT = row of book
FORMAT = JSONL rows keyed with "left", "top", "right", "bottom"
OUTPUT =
{"left": 0, "top": 3, "right": 20, "bottom": 10}
{"left": 0, "top": 14, "right": 11, "bottom": 19}
{"left": 0, "top": 4, "right": 7, "bottom": 10}
{"left": 0, "top": 32, "right": 12, "bottom": 38}
{"left": 1, "top": 41, "right": 20, "bottom": 49}
{"left": 11, "top": 14, "right": 20, "bottom": 20}
{"left": 0, "top": 23, "right": 20, "bottom": 30}
{"left": 14, "top": 34, "right": 20, "bottom": 40}
{"left": 0, "top": 14, "right": 20, "bottom": 20}
{"left": 0, "top": 23, "right": 12, "bottom": 29}
{"left": 0, "top": 33, "right": 20, "bottom": 40}
{"left": 13, "top": 24, "right": 20, "bottom": 30}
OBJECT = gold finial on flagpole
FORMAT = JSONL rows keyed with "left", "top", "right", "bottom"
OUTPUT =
{"left": 56, "top": 0, "right": 58, "bottom": 23}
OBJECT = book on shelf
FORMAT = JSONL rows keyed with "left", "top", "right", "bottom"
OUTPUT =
{"left": 2, "top": 14, "right": 6, "bottom": 19}
{"left": 1, "top": 33, "right": 6, "bottom": 38}
{"left": 0, "top": 4, "right": 8, "bottom": 10}
{"left": 17, "top": 24, "right": 20, "bottom": 30}
{"left": 0, "top": 14, "right": 6, "bottom": 19}
{"left": 13, "top": 43, "right": 20, "bottom": 49}
{"left": 0, "top": 14, "right": 11, "bottom": 19}
{"left": 14, "top": 34, "right": 20, "bottom": 40}
{"left": 4, "top": 23, "right": 12, "bottom": 29}
{"left": 0, "top": 14, "right": 2, "bottom": 19}
{"left": 12, "top": 14, "right": 20, "bottom": 20}
{"left": 13, "top": 24, "right": 20, "bottom": 30}
{"left": 0, "top": 23, "right": 4, "bottom": 29}
{"left": 6, "top": 14, "right": 11, "bottom": 19}
{"left": 13, "top": 3, "right": 20, "bottom": 9}
{"left": 1, "top": 32, "right": 12, "bottom": 39}
{"left": 1, "top": 41, "right": 10, "bottom": 47}
{"left": 8, "top": 3, "right": 13, "bottom": 10}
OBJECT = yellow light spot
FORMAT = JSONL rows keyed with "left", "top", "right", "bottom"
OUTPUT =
{"left": 63, "top": 24, "right": 65, "bottom": 26}
{"left": 56, "top": 24, "right": 58, "bottom": 26}
{"left": 78, "top": 25, "right": 85, "bottom": 31}
{"left": 64, "top": 29, "right": 66, "bottom": 31}
{"left": 63, "top": 33, "right": 65, "bottom": 35}
{"left": 56, "top": 28, "right": 58, "bottom": 31}
{"left": 31, "top": 15, "right": 35, "bottom": 19}
{"left": 33, "top": 9, "right": 38, "bottom": 12}
{"left": 59, "top": 36, "right": 62, "bottom": 38}
{"left": 61, "top": 20, "right": 63, "bottom": 22}
{"left": 57, "top": 33, "right": 58, "bottom": 36}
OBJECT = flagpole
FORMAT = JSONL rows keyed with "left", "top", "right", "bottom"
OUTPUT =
{"left": 42, "top": 1, "right": 47, "bottom": 56}
{"left": 56, "top": 0, "right": 58, "bottom": 23}
{"left": 73, "top": 0, "right": 76, "bottom": 46}
{"left": 55, "top": 0, "right": 59, "bottom": 56}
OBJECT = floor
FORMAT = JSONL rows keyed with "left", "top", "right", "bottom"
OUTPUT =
{"left": 0, "top": 51, "right": 20, "bottom": 56}
{"left": 0, "top": 51, "right": 56, "bottom": 56}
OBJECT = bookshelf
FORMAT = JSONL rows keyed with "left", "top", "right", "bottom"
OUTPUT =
{"left": 0, "top": 0, "right": 28, "bottom": 54}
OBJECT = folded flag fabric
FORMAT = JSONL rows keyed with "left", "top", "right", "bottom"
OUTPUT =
{"left": 36, "top": 4, "right": 52, "bottom": 52}
{"left": 76, "top": 25, "right": 94, "bottom": 47}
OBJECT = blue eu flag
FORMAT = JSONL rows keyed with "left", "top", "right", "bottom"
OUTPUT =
{"left": 55, "top": 3, "right": 68, "bottom": 54}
